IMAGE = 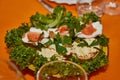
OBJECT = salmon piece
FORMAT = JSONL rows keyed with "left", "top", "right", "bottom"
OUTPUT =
{"left": 27, "top": 32, "right": 40, "bottom": 42}
{"left": 81, "top": 21, "right": 96, "bottom": 35}
{"left": 58, "top": 25, "right": 68, "bottom": 33}
{"left": 57, "top": 25, "right": 69, "bottom": 37}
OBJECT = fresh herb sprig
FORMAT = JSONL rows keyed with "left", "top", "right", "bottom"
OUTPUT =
{"left": 69, "top": 50, "right": 108, "bottom": 74}
{"left": 77, "top": 35, "right": 109, "bottom": 47}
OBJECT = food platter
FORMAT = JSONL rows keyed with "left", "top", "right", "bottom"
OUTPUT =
{"left": 0, "top": 0, "right": 120, "bottom": 80}
{"left": 4, "top": 5, "right": 109, "bottom": 80}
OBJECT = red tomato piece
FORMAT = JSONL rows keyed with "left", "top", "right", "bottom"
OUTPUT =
{"left": 81, "top": 23, "right": 96, "bottom": 35}
{"left": 27, "top": 32, "right": 40, "bottom": 42}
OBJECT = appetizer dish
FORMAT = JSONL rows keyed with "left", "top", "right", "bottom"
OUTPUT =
{"left": 5, "top": 6, "right": 109, "bottom": 78}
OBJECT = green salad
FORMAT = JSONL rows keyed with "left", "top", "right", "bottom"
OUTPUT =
{"left": 5, "top": 6, "right": 109, "bottom": 74}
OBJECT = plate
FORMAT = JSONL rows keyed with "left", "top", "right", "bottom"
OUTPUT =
{"left": 38, "top": 0, "right": 77, "bottom": 12}
{"left": 49, "top": 0, "right": 95, "bottom": 4}
{"left": 49, "top": 0, "right": 77, "bottom": 5}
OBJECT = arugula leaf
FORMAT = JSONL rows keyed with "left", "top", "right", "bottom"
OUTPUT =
{"left": 89, "top": 35, "right": 109, "bottom": 47}
{"left": 61, "top": 36, "right": 72, "bottom": 45}
{"left": 37, "top": 42, "right": 44, "bottom": 51}
{"left": 76, "top": 21, "right": 85, "bottom": 32}
{"left": 44, "top": 39, "right": 53, "bottom": 47}
{"left": 77, "top": 35, "right": 109, "bottom": 47}
{"left": 56, "top": 44, "right": 67, "bottom": 55}
{"left": 54, "top": 33, "right": 61, "bottom": 43}
{"left": 90, "top": 39, "right": 99, "bottom": 46}
{"left": 55, "top": 42, "right": 67, "bottom": 55}
{"left": 97, "top": 35, "right": 109, "bottom": 46}
{"left": 77, "top": 40, "right": 89, "bottom": 47}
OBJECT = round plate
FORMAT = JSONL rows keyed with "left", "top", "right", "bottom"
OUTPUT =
{"left": 49, "top": 0, "right": 77, "bottom": 5}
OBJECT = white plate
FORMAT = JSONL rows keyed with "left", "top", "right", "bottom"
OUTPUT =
{"left": 49, "top": 0, "right": 94, "bottom": 5}
{"left": 49, "top": 0, "right": 77, "bottom": 5}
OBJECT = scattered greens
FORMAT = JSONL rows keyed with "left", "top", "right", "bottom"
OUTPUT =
{"left": 5, "top": 23, "right": 30, "bottom": 48}
{"left": 33, "top": 55, "right": 48, "bottom": 73}
{"left": 78, "top": 12, "right": 100, "bottom": 24}
{"left": 82, "top": 51, "right": 108, "bottom": 74}
{"left": 69, "top": 50, "right": 108, "bottom": 74}
{"left": 10, "top": 45, "right": 38, "bottom": 69}
{"left": 46, "top": 6, "right": 66, "bottom": 28}
{"left": 77, "top": 39, "right": 89, "bottom": 47}
{"left": 30, "top": 6, "right": 66, "bottom": 30}
{"left": 61, "top": 36, "right": 72, "bottom": 45}
{"left": 77, "top": 35, "right": 109, "bottom": 47}
{"left": 5, "top": 6, "right": 109, "bottom": 75}
{"left": 76, "top": 12, "right": 100, "bottom": 32}
{"left": 54, "top": 40, "right": 67, "bottom": 55}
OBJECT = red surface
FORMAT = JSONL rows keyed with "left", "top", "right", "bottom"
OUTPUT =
{"left": 0, "top": 0, "right": 120, "bottom": 80}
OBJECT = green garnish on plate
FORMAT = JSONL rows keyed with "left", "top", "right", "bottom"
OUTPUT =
{"left": 5, "top": 6, "right": 109, "bottom": 75}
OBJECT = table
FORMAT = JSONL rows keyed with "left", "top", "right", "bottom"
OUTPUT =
{"left": 0, "top": 0, "right": 120, "bottom": 80}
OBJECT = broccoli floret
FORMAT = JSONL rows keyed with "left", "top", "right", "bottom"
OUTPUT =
{"left": 45, "top": 5, "right": 66, "bottom": 28}
{"left": 30, "top": 6, "right": 66, "bottom": 30}
{"left": 30, "top": 12, "right": 53, "bottom": 30}
{"left": 79, "top": 12, "right": 100, "bottom": 24}
{"left": 31, "top": 12, "right": 53, "bottom": 24}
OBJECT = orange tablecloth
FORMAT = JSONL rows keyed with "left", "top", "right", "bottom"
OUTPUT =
{"left": 0, "top": 0, "right": 120, "bottom": 80}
